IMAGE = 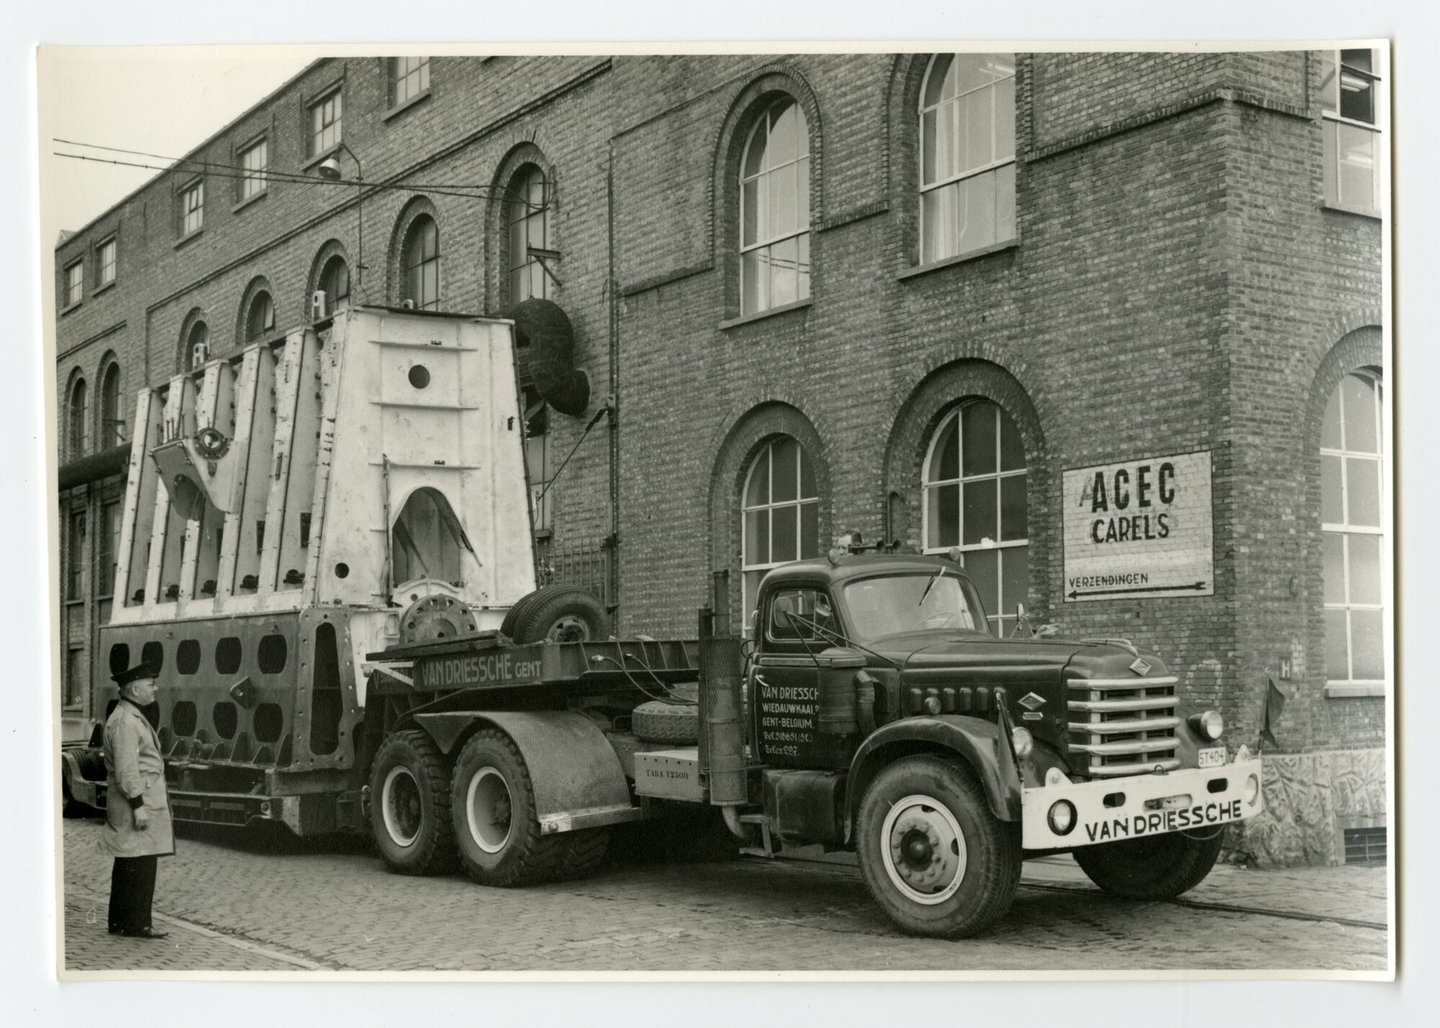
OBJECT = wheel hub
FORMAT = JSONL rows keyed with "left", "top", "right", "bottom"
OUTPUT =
{"left": 382, "top": 767, "right": 423, "bottom": 847}
{"left": 881, "top": 795, "right": 967, "bottom": 904}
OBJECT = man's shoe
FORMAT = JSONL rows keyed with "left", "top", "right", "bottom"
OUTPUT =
{"left": 123, "top": 927, "right": 170, "bottom": 940}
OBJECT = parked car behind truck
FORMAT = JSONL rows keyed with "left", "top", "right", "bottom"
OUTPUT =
{"left": 62, "top": 305, "right": 1263, "bottom": 938}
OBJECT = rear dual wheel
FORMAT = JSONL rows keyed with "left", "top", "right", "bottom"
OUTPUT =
{"left": 369, "top": 730, "right": 458, "bottom": 876}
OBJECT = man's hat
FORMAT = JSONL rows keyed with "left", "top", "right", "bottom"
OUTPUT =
{"left": 112, "top": 662, "right": 157, "bottom": 688}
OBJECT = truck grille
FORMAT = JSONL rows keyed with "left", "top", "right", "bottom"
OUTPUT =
{"left": 1067, "top": 675, "right": 1180, "bottom": 778}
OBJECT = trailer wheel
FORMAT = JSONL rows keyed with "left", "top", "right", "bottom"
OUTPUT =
{"left": 369, "top": 729, "right": 457, "bottom": 876}
{"left": 856, "top": 755, "right": 1020, "bottom": 939}
{"left": 451, "top": 729, "right": 577, "bottom": 886}
{"left": 1072, "top": 828, "right": 1225, "bottom": 900}
{"left": 514, "top": 588, "right": 609, "bottom": 644}
{"left": 631, "top": 700, "right": 700, "bottom": 744}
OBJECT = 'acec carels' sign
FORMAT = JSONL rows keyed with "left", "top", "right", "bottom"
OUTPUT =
{"left": 1062, "top": 450, "right": 1214, "bottom": 602}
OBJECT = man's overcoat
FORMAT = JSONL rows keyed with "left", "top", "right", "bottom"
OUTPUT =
{"left": 99, "top": 700, "right": 175, "bottom": 857}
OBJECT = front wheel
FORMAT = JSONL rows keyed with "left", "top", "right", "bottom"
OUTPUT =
{"left": 1073, "top": 828, "right": 1224, "bottom": 900}
{"left": 855, "top": 755, "right": 1020, "bottom": 939}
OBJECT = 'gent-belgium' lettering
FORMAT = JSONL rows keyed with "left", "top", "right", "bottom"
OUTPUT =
{"left": 1087, "top": 462, "right": 1176, "bottom": 545}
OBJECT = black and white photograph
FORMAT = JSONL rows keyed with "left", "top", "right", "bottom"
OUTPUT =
{"left": 13, "top": 2, "right": 1436, "bottom": 1019}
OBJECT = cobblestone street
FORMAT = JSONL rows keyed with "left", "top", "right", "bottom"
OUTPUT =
{"left": 59, "top": 817, "right": 1389, "bottom": 976}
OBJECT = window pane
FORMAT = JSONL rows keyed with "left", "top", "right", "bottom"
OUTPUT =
{"left": 999, "top": 475, "right": 1027, "bottom": 541}
{"left": 799, "top": 447, "right": 816, "bottom": 496}
{"left": 1324, "top": 608, "right": 1349, "bottom": 679}
{"left": 952, "top": 54, "right": 991, "bottom": 95}
{"left": 772, "top": 505, "right": 797, "bottom": 563}
{"left": 1350, "top": 608, "right": 1384, "bottom": 680}
{"left": 1339, "top": 67, "right": 1374, "bottom": 123}
{"left": 1322, "top": 119, "right": 1339, "bottom": 204}
{"left": 961, "top": 403, "right": 997, "bottom": 476}
{"left": 772, "top": 438, "right": 798, "bottom": 502}
{"left": 1320, "top": 454, "right": 1343, "bottom": 523}
{"left": 921, "top": 108, "right": 940, "bottom": 184}
{"left": 1320, "top": 383, "right": 1343, "bottom": 449}
{"left": 1000, "top": 546, "right": 1029, "bottom": 618}
{"left": 922, "top": 55, "right": 952, "bottom": 108}
{"left": 932, "top": 417, "right": 959, "bottom": 481}
{"left": 955, "top": 171, "right": 995, "bottom": 255}
{"left": 1323, "top": 533, "right": 1345, "bottom": 604}
{"left": 768, "top": 101, "right": 799, "bottom": 165}
{"left": 745, "top": 449, "right": 769, "bottom": 506}
{"left": 995, "top": 163, "right": 1017, "bottom": 242}
{"left": 1337, "top": 124, "right": 1376, "bottom": 210}
{"left": 995, "top": 75, "right": 1016, "bottom": 160}
{"left": 998, "top": 406, "right": 1024, "bottom": 470}
{"left": 770, "top": 237, "right": 799, "bottom": 307}
{"left": 963, "top": 548, "right": 998, "bottom": 617}
{"left": 741, "top": 250, "right": 765, "bottom": 314}
{"left": 745, "top": 509, "right": 767, "bottom": 565}
{"left": 796, "top": 233, "right": 810, "bottom": 301}
{"left": 921, "top": 185, "right": 957, "bottom": 263}
{"left": 1346, "top": 457, "right": 1381, "bottom": 526}
{"left": 796, "top": 157, "right": 810, "bottom": 230}
{"left": 963, "top": 479, "right": 997, "bottom": 544}
{"left": 800, "top": 502, "right": 819, "bottom": 558}
{"left": 1317, "top": 50, "right": 1339, "bottom": 112}
{"left": 963, "top": 88, "right": 994, "bottom": 170}
{"left": 1341, "top": 374, "right": 1379, "bottom": 453}
{"left": 1347, "top": 533, "right": 1382, "bottom": 605}
{"left": 741, "top": 178, "right": 759, "bottom": 246}
{"left": 929, "top": 483, "right": 959, "bottom": 548}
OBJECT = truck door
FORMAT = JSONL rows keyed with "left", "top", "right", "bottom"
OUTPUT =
{"left": 750, "top": 585, "right": 844, "bottom": 770}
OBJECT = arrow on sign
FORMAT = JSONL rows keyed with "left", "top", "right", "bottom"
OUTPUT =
{"left": 1068, "top": 582, "right": 1207, "bottom": 600}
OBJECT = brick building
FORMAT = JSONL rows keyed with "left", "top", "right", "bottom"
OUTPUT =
{"left": 53, "top": 51, "right": 1388, "bottom": 865}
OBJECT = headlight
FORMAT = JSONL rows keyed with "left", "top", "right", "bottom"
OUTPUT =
{"left": 1047, "top": 800, "right": 1076, "bottom": 836}
{"left": 1011, "top": 726, "right": 1034, "bottom": 759}
{"left": 1244, "top": 774, "right": 1260, "bottom": 806}
{"left": 1188, "top": 710, "right": 1224, "bottom": 740}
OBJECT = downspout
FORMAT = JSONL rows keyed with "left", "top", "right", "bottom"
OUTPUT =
{"left": 606, "top": 138, "right": 621, "bottom": 630}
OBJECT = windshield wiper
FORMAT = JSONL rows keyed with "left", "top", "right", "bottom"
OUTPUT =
{"left": 917, "top": 565, "right": 945, "bottom": 606}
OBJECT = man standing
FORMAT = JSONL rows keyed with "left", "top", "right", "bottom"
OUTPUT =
{"left": 99, "top": 663, "right": 174, "bottom": 940}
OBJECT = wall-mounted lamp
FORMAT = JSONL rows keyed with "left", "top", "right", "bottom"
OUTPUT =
{"left": 316, "top": 142, "right": 366, "bottom": 299}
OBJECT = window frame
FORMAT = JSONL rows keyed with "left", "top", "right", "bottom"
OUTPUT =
{"left": 178, "top": 178, "right": 205, "bottom": 238}
{"left": 66, "top": 376, "right": 88, "bottom": 459}
{"left": 920, "top": 399, "right": 1029, "bottom": 635}
{"left": 62, "top": 258, "right": 84, "bottom": 308}
{"left": 388, "top": 56, "right": 431, "bottom": 109}
{"left": 98, "top": 361, "right": 124, "bottom": 449}
{"left": 1321, "top": 369, "right": 1387, "bottom": 692}
{"left": 66, "top": 508, "right": 87, "bottom": 601}
{"left": 1319, "top": 48, "right": 1383, "bottom": 216}
{"left": 917, "top": 52, "right": 1018, "bottom": 265}
{"left": 401, "top": 215, "right": 441, "bottom": 311}
{"left": 506, "top": 165, "right": 554, "bottom": 307}
{"left": 238, "top": 135, "right": 270, "bottom": 204}
{"left": 738, "top": 98, "right": 812, "bottom": 317}
{"left": 740, "top": 436, "right": 821, "bottom": 623}
{"left": 95, "top": 236, "right": 117, "bottom": 289}
{"left": 245, "top": 290, "right": 276, "bottom": 342}
{"left": 98, "top": 497, "right": 122, "bottom": 599}
{"left": 308, "top": 88, "right": 343, "bottom": 158}
{"left": 318, "top": 255, "right": 351, "bottom": 318}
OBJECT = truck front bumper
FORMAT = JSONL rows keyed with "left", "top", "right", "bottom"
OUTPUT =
{"left": 1021, "top": 755, "right": 1263, "bottom": 850}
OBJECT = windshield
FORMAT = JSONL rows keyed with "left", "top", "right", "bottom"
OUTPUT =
{"left": 841, "top": 572, "right": 989, "bottom": 645}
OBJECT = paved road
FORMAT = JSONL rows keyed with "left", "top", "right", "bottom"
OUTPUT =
{"left": 59, "top": 817, "right": 1388, "bottom": 975}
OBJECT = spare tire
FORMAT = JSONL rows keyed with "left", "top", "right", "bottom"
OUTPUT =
{"left": 632, "top": 700, "right": 699, "bottom": 744}
{"left": 514, "top": 587, "right": 609, "bottom": 643}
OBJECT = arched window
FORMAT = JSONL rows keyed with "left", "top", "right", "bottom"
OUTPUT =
{"left": 922, "top": 399, "right": 1028, "bottom": 634}
{"left": 318, "top": 255, "right": 350, "bottom": 317}
{"left": 739, "top": 98, "right": 811, "bottom": 315}
{"left": 1322, "top": 370, "right": 1385, "bottom": 685}
{"left": 401, "top": 215, "right": 440, "bottom": 310}
{"left": 506, "top": 166, "right": 553, "bottom": 306}
{"left": 919, "top": 53, "right": 1016, "bottom": 264}
{"left": 67, "top": 376, "right": 88, "bottom": 459}
{"left": 741, "top": 437, "right": 820, "bottom": 614}
{"left": 245, "top": 290, "right": 275, "bottom": 341}
{"left": 184, "top": 321, "right": 209, "bottom": 372}
{"left": 99, "top": 361, "right": 123, "bottom": 448}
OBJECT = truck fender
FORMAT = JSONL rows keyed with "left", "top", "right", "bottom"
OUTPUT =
{"left": 845, "top": 715, "right": 1023, "bottom": 843}
{"left": 411, "top": 710, "right": 636, "bottom": 834}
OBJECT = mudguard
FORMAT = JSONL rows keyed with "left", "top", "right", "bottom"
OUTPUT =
{"left": 846, "top": 714, "right": 1023, "bottom": 838}
{"left": 411, "top": 709, "right": 637, "bottom": 834}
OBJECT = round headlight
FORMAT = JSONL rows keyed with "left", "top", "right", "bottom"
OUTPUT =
{"left": 1047, "top": 800, "right": 1076, "bottom": 836}
{"left": 1189, "top": 710, "right": 1225, "bottom": 740}
{"left": 1011, "top": 726, "right": 1034, "bottom": 759}
{"left": 1244, "top": 774, "right": 1261, "bottom": 806}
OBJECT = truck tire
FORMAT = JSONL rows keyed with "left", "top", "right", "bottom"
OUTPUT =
{"left": 632, "top": 700, "right": 699, "bottom": 744}
{"left": 369, "top": 729, "right": 458, "bottom": 876}
{"left": 1072, "top": 828, "right": 1225, "bottom": 900}
{"left": 514, "top": 587, "right": 609, "bottom": 643}
{"left": 450, "top": 728, "right": 576, "bottom": 886}
{"left": 552, "top": 827, "right": 612, "bottom": 880}
{"left": 855, "top": 755, "right": 1020, "bottom": 939}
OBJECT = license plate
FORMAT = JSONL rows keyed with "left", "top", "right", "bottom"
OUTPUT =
{"left": 1198, "top": 746, "right": 1226, "bottom": 768}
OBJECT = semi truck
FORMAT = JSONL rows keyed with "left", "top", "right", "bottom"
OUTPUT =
{"left": 61, "top": 304, "right": 1265, "bottom": 938}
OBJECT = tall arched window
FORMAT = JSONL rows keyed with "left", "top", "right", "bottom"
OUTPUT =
{"left": 319, "top": 255, "right": 350, "bottom": 316}
{"left": 507, "top": 166, "right": 553, "bottom": 306}
{"left": 1322, "top": 370, "right": 1385, "bottom": 686}
{"left": 740, "top": 98, "right": 811, "bottom": 315}
{"left": 922, "top": 399, "right": 1028, "bottom": 634}
{"left": 402, "top": 215, "right": 440, "bottom": 311}
{"left": 741, "top": 437, "right": 820, "bottom": 614}
{"left": 245, "top": 290, "right": 275, "bottom": 341}
{"left": 919, "top": 53, "right": 1016, "bottom": 264}
{"left": 67, "top": 376, "right": 88, "bottom": 459}
{"left": 99, "top": 361, "right": 123, "bottom": 448}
